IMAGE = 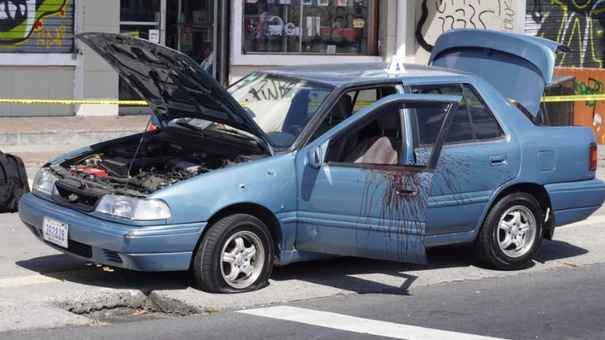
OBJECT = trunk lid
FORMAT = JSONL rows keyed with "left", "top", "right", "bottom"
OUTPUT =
{"left": 429, "top": 28, "right": 568, "bottom": 117}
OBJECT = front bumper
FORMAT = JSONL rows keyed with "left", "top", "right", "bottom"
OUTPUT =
{"left": 19, "top": 193, "right": 207, "bottom": 271}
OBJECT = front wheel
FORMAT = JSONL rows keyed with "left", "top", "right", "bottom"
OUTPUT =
{"left": 193, "top": 214, "right": 274, "bottom": 293}
{"left": 475, "top": 193, "right": 544, "bottom": 270}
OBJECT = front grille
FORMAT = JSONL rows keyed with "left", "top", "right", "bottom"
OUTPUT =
{"left": 52, "top": 179, "right": 105, "bottom": 212}
{"left": 67, "top": 239, "right": 93, "bottom": 258}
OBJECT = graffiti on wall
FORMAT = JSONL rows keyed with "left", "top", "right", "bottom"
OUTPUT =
{"left": 574, "top": 77, "right": 604, "bottom": 107}
{"left": 525, "top": 1, "right": 605, "bottom": 142}
{"left": 0, "top": 0, "right": 73, "bottom": 53}
{"left": 527, "top": 0, "right": 605, "bottom": 68}
{"left": 416, "top": 0, "right": 516, "bottom": 52}
{"left": 554, "top": 68, "right": 605, "bottom": 143}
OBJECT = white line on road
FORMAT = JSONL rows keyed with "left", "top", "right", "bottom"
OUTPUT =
{"left": 238, "top": 306, "right": 506, "bottom": 340}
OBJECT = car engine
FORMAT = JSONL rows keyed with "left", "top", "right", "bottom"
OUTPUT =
{"left": 50, "top": 127, "right": 264, "bottom": 199}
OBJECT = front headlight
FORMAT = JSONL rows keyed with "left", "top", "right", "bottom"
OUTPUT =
{"left": 96, "top": 195, "right": 172, "bottom": 220}
{"left": 32, "top": 168, "right": 59, "bottom": 196}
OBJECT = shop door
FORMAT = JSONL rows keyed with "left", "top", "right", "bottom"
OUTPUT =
{"left": 167, "top": 0, "right": 229, "bottom": 85}
{"left": 119, "top": 0, "right": 163, "bottom": 110}
{"left": 166, "top": 0, "right": 214, "bottom": 72}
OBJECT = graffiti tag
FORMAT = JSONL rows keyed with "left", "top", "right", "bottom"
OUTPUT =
{"left": 36, "top": 24, "right": 65, "bottom": 48}
{"left": 0, "top": 0, "right": 72, "bottom": 52}
{"left": 574, "top": 77, "right": 604, "bottom": 107}
{"left": 415, "top": 0, "right": 516, "bottom": 52}
{"left": 249, "top": 79, "right": 297, "bottom": 101}
{"left": 527, "top": 0, "right": 605, "bottom": 68}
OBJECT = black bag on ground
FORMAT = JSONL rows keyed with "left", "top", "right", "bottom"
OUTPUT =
{"left": 0, "top": 151, "right": 30, "bottom": 213}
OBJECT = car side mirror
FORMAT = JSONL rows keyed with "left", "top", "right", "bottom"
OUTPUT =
{"left": 307, "top": 146, "right": 323, "bottom": 168}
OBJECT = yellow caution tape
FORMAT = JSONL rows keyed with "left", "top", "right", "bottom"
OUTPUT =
{"left": 0, "top": 94, "right": 605, "bottom": 106}
{"left": 0, "top": 99, "right": 148, "bottom": 105}
{"left": 540, "top": 94, "right": 605, "bottom": 102}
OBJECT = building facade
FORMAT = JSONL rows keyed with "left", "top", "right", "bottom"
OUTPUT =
{"left": 0, "top": 0, "right": 557, "bottom": 119}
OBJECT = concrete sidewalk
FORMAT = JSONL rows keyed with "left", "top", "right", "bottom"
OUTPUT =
{"left": 1, "top": 116, "right": 152, "bottom": 166}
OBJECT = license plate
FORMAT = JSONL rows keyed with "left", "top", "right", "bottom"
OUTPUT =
{"left": 43, "top": 217, "right": 69, "bottom": 249}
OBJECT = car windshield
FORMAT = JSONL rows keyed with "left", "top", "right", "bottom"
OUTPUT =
{"left": 227, "top": 73, "right": 334, "bottom": 148}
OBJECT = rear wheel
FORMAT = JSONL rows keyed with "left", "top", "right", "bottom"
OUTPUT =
{"left": 193, "top": 214, "right": 274, "bottom": 293}
{"left": 475, "top": 193, "right": 544, "bottom": 270}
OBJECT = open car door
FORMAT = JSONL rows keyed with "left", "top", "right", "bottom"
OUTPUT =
{"left": 294, "top": 94, "right": 460, "bottom": 264}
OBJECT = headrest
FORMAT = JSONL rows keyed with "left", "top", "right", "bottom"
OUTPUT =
{"left": 377, "top": 111, "right": 400, "bottom": 130}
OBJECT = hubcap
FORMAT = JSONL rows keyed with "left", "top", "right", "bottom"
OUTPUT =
{"left": 497, "top": 205, "right": 537, "bottom": 258}
{"left": 220, "top": 230, "right": 265, "bottom": 289}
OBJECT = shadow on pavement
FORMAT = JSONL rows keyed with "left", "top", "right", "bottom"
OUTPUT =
{"left": 14, "top": 239, "right": 588, "bottom": 295}
{"left": 533, "top": 239, "right": 588, "bottom": 264}
{"left": 270, "top": 245, "right": 481, "bottom": 295}
{"left": 16, "top": 255, "right": 194, "bottom": 292}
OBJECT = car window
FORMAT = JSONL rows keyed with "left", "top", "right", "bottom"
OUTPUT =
{"left": 409, "top": 83, "right": 503, "bottom": 145}
{"left": 325, "top": 101, "right": 403, "bottom": 165}
{"left": 351, "top": 87, "right": 399, "bottom": 114}
{"left": 409, "top": 103, "right": 448, "bottom": 166}
{"left": 309, "top": 85, "right": 400, "bottom": 143}
{"left": 462, "top": 85, "right": 504, "bottom": 140}
{"left": 325, "top": 100, "right": 454, "bottom": 167}
{"left": 227, "top": 73, "right": 334, "bottom": 148}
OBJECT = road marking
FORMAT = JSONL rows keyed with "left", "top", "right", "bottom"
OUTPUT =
{"left": 238, "top": 306, "right": 506, "bottom": 340}
{"left": 0, "top": 274, "right": 59, "bottom": 288}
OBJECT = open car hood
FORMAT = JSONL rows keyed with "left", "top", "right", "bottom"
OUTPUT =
{"left": 429, "top": 29, "right": 568, "bottom": 118}
{"left": 77, "top": 32, "right": 272, "bottom": 148}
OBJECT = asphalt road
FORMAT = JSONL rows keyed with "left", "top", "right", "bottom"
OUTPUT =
{"left": 5, "top": 262, "right": 604, "bottom": 340}
{"left": 0, "top": 168, "right": 604, "bottom": 338}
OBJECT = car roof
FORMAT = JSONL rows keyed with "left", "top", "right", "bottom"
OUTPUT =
{"left": 256, "top": 63, "right": 473, "bottom": 88}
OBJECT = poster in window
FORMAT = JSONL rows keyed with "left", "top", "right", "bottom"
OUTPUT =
{"left": 317, "top": 0, "right": 329, "bottom": 6}
{"left": 334, "top": 0, "right": 349, "bottom": 6}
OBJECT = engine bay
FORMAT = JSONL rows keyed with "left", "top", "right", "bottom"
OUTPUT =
{"left": 50, "top": 128, "right": 265, "bottom": 198}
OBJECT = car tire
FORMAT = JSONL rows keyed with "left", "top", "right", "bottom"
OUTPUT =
{"left": 193, "top": 214, "right": 274, "bottom": 293}
{"left": 475, "top": 193, "right": 544, "bottom": 270}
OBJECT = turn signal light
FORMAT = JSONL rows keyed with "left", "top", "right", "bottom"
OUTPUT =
{"left": 589, "top": 142, "right": 598, "bottom": 171}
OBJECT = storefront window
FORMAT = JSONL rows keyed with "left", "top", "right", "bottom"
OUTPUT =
{"left": 165, "top": 0, "right": 214, "bottom": 64}
{"left": 242, "top": 0, "right": 378, "bottom": 55}
{"left": 120, "top": 0, "right": 162, "bottom": 104}
{"left": 121, "top": 0, "right": 161, "bottom": 22}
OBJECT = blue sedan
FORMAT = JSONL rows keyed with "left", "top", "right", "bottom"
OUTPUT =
{"left": 19, "top": 29, "right": 605, "bottom": 293}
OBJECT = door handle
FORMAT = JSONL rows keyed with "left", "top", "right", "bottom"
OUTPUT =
{"left": 489, "top": 155, "right": 507, "bottom": 166}
{"left": 396, "top": 186, "right": 418, "bottom": 197}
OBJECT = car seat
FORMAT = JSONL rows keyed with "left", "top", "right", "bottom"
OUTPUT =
{"left": 345, "top": 111, "right": 400, "bottom": 164}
